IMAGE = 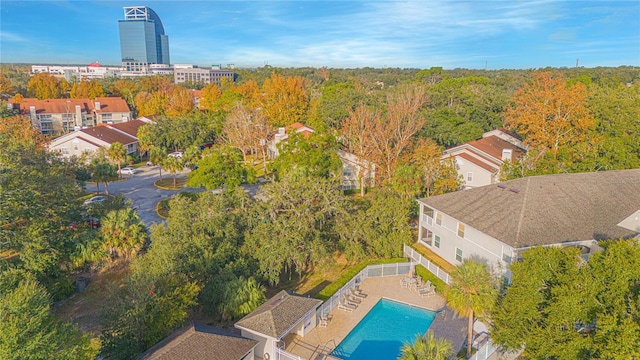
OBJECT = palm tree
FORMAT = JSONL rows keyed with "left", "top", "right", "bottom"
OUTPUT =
{"left": 162, "top": 156, "right": 183, "bottom": 188}
{"left": 398, "top": 332, "right": 454, "bottom": 360}
{"left": 91, "top": 160, "right": 118, "bottom": 195}
{"left": 219, "top": 277, "right": 266, "bottom": 320}
{"left": 108, "top": 142, "right": 126, "bottom": 178}
{"left": 101, "top": 208, "right": 148, "bottom": 260}
{"left": 446, "top": 259, "right": 498, "bottom": 356}
{"left": 148, "top": 147, "right": 167, "bottom": 179}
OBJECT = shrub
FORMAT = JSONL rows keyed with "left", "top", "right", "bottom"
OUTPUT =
{"left": 415, "top": 264, "right": 448, "bottom": 295}
{"left": 317, "top": 257, "right": 407, "bottom": 300}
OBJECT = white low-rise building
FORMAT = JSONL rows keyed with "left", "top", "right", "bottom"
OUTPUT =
{"left": 417, "top": 169, "right": 640, "bottom": 277}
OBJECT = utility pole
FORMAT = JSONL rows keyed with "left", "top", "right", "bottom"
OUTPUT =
{"left": 576, "top": 58, "right": 579, "bottom": 68}
{"left": 485, "top": 60, "right": 488, "bottom": 71}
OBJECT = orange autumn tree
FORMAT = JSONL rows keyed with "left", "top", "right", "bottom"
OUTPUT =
{"left": 27, "top": 73, "right": 69, "bottom": 99}
{"left": 199, "top": 83, "right": 222, "bottom": 111}
{"left": 504, "top": 71, "right": 595, "bottom": 159}
{"left": 164, "top": 86, "right": 194, "bottom": 117}
{"left": 0, "top": 115, "right": 47, "bottom": 151}
{"left": 70, "top": 79, "right": 105, "bottom": 99}
{"left": 259, "top": 73, "right": 309, "bottom": 127}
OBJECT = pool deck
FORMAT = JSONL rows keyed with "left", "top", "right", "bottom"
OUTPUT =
{"left": 283, "top": 275, "right": 465, "bottom": 360}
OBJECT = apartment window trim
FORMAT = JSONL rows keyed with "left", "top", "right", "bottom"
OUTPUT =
{"left": 455, "top": 248, "right": 463, "bottom": 262}
{"left": 457, "top": 223, "right": 465, "bottom": 238}
{"left": 436, "top": 213, "right": 442, "bottom": 225}
{"left": 434, "top": 234, "right": 440, "bottom": 248}
{"left": 467, "top": 172, "right": 473, "bottom": 182}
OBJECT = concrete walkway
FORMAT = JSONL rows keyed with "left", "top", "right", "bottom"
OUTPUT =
{"left": 283, "top": 275, "right": 466, "bottom": 360}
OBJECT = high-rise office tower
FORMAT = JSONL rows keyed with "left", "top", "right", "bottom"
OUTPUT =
{"left": 118, "top": 6, "right": 170, "bottom": 71}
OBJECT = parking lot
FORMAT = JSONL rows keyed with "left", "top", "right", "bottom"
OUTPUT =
{"left": 85, "top": 165, "right": 261, "bottom": 227}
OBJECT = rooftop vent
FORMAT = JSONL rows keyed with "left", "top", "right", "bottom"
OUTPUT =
{"left": 509, "top": 188, "right": 520, "bottom": 193}
{"left": 497, "top": 184, "right": 507, "bottom": 189}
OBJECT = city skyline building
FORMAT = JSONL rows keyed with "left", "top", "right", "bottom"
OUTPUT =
{"left": 118, "top": 6, "right": 170, "bottom": 72}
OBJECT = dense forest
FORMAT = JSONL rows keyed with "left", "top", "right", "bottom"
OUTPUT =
{"left": 1, "top": 65, "right": 639, "bottom": 359}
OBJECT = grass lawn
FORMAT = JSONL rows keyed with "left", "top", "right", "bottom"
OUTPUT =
{"left": 266, "top": 253, "right": 354, "bottom": 298}
{"left": 154, "top": 177, "right": 187, "bottom": 190}
{"left": 410, "top": 242, "right": 456, "bottom": 274}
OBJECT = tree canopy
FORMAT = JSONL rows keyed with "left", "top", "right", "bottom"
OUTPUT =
{"left": 492, "top": 240, "right": 640, "bottom": 359}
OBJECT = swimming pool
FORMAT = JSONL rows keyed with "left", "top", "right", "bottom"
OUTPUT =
{"left": 331, "top": 298, "right": 437, "bottom": 360}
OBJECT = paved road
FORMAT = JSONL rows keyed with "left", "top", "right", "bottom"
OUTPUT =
{"left": 85, "top": 165, "right": 261, "bottom": 227}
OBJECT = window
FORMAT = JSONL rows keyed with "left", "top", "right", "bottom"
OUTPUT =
{"left": 421, "top": 229, "right": 433, "bottom": 246}
{"left": 502, "top": 253, "right": 512, "bottom": 264}
{"left": 61, "top": 147, "right": 69, "bottom": 155}
{"left": 456, "top": 248, "right": 463, "bottom": 262}
{"left": 457, "top": 223, "right": 465, "bottom": 238}
{"left": 434, "top": 235, "right": 440, "bottom": 248}
{"left": 436, "top": 213, "right": 442, "bottom": 225}
{"left": 467, "top": 172, "right": 473, "bottom": 182}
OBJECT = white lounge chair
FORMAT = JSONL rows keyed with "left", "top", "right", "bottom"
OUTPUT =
{"left": 343, "top": 292, "right": 361, "bottom": 305}
{"left": 319, "top": 315, "right": 329, "bottom": 327}
{"left": 350, "top": 287, "right": 367, "bottom": 299}
{"left": 339, "top": 298, "right": 357, "bottom": 312}
{"left": 419, "top": 285, "right": 436, "bottom": 297}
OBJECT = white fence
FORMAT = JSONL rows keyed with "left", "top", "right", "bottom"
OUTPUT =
{"left": 403, "top": 244, "right": 451, "bottom": 284}
{"left": 469, "top": 340, "right": 499, "bottom": 360}
{"left": 316, "top": 262, "right": 412, "bottom": 319}
{"left": 274, "top": 346, "right": 302, "bottom": 360}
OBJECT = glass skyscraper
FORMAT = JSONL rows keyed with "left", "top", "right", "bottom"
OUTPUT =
{"left": 118, "top": 6, "right": 170, "bottom": 71}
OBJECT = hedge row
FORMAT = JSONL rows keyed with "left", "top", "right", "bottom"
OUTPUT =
{"left": 415, "top": 264, "right": 448, "bottom": 295}
{"left": 316, "top": 257, "right": 408, "bottom": 300}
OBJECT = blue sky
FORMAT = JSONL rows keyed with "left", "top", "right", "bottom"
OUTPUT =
{"left": 1, "top": 1, "right": 639, "bottom": 69}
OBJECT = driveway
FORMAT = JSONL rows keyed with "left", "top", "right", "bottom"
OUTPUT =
{"left": 85, "top": 165, "right": 202, "bottom": 227}
{"left": 85, "top": 165, "right": 263, "bottom": 227}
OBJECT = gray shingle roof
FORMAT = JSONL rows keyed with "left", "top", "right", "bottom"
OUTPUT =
{"left": 420, "top": 169, "right": 640, "bottom": 248}
{"left": 137, "top": 324, "right": 257, "bottom": 360}
{"left": 235, "top": 290, "right": 322, "bottom": 339}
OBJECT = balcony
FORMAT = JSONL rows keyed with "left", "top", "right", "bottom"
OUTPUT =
{"left": 421, "top": 214, "right": 433, "bottom": 226}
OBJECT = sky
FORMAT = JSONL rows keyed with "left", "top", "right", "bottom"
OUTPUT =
{"left": 1, "top": 0, "right": 639, "bottom": 69}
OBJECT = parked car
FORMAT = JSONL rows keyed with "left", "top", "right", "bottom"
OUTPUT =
{"left": 83, "top": 196, "right": 105, "bottom": 206}
{"left": 69, "top": 217, "right": 101, "bottom": 230}
{"left": 121, "top": 167, "right": 139, "bottom": 175}
{"left": 168, "top": 152, "right": 183, "bottom": 159}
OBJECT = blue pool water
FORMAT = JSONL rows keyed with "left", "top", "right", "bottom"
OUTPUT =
{"left": 331, "top": 298, "right": 437, "bottom": 360}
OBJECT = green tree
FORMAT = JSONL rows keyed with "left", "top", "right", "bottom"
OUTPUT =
{"left": 162, "top": 155, "right": 184, "bottom": 188}
{"left": 100, "top": 273, "right": 200, "bottom": 360}
{"left": 446, "top": 259, "right": 497, "bottom": 356}
{"left": 182, "top": 144, "right": 202, "bottom": 170}
{"left": 337, "top": 189, "right": 413, "bottom": 261}
{"left": 492, "top": 241, "right": 640, "bottom": 359}
{"left": 271, "top": 131, "right": 342, "bottom": 180}
{"left": 399, "top": 332, "right": 454, "bottom": 360}
{"left": 101, "top": 208, "right": 148, "bottom": 260}
{"left": 0, "top": 270, "right": 96, "bottom": 360}
{"left": 91, "top": 160, "right": 118, "bottom": 195}
{"left": 245, "top": 171, "right": 346, "bottom": 284}
{"left": 132, "top": 190, "right": 252, "bottom": 315}
{"left": 148, "top": 146, "right": 167, "bottom": 179}
{"left": 108, "top": 142, "right": 127, "bottom": 177}
{"left": 186, "top": 146, "right": 246, "bottom": 191}
{"left": 0, "top": 124, "right": 85, "bottom": 298}
{"left": 219, "top": 277, "right": 266, "bottom": 320}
